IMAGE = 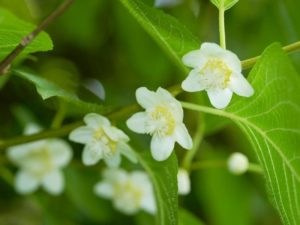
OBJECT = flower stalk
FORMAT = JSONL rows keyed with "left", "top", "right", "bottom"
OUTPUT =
{"left": 219, "top": 0, "right": 226, "bottom": 49}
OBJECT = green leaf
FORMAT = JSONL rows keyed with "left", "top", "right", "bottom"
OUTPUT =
{"left": 0, "top": 8, "right": 53, "bottom": 60}
{"left": 14, "top": 70, "right": 110, "bottom": 115}
{"left": 210, "top": 0, "right": 239, "bottom": 10}
{"left": 178, "top": 209, "right": 205, "bottom": 225}
{"left": 138, "top": 152, "right": 178, "bottom": 225}
{"left": 182, "top": 43, "right": 300, "bottom": 225}
{"left": 119, "top": 0, "right": 199, "bottom": 73}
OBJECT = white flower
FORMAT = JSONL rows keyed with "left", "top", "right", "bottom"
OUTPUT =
{"left": 182, "top": 42, "right": 254, "bottom": 109}
{"left": 227, "top": 152, "right": 249, "bottom": 175}
{"left": 7, "top": 124, "right": 72, "bottom": 195}
{"left": 154, "top": 0, "right": 182, "bottom": 8}
{"left": 69, "top": 113, "right": 137, "bottom": 167}
{"left": 94, "top": 168, "right": 156, "bottom": 215}
{"left": 177, "top": 168, "right": 191, "bottom": 195}
{"left": 126, "top": 87, "right": 193, "bottom": 161}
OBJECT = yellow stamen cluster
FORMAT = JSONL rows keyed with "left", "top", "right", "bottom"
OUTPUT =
{"left": 150, "top": 105, "right": 176, "bottom": 136}
{"left": 201, "top": 59, "right": 232, "bottom": 88}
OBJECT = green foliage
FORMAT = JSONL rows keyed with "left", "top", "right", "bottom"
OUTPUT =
{"left": 210, "top": 0, "right": 239, "bottom": 10}
{"left": 119, "top": 0, "right": 199, "bottom": 73}
{"left": 0, "top": 8, "right": 52, "bottom": 60}
{"left": 178, "top": 208, "right": 205, "bottom": 225}
{"left": 14, "top": 70, "right": 110, "bottom": 115}
{"left": 138, "top": 152, "right": 178, "bottom": 225}
{"left": 229, "top": 43, "right": 300, "bottom": 225}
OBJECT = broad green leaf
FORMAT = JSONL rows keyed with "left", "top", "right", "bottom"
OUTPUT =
{"left": 0, "top": 8, "right": 53, "bottom": 60}
{"left": 14, "top": 70, "right": 110, "bottom": 115}
{"left": 119, "top": 0, "right": 199, "bottom": 73}
{"left": 178, "top": 209, "right": 205, "bottom": 225}
{"left": 138, "top": 152, "right": 178, "bottom": 225}
{"left": 210, "top": 0, "right": 239, "bottom": 10}
{"left": 182, "top": 43, "right": 300, "bottom": 225}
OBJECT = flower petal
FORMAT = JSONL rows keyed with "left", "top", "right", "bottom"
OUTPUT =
{"left": 157, "top": 87, "right": 184, "bottom": 121}
{"left": 82, "top": 144, "right": 103, "bottom": 166}
{"left": 141, "top": 191, "right": 156, "bottom": 214}
{"left": 104, "top": 152, "right": 121, "bottom": 168}
{"left": 84, "top": 113, "right": 110, "bottom": 129}
{"left": 181, "top": 68, "right": 206, "bottom": 92}
{"left": 200, "top": 42, "right": 224, "bottom": 56}
{"left": 15, "top": 171, "right": 39, "bottom": 194}
{"left": 136, "top": 87, "right": 158, "bottom": 109}
{"left": 222, "top": 50, "right": 242, "bottom": 72}
{"left": 24, "top": 123, "right": 42, "bottom": 135}
{"left": 117, "top": 142, "right": 138, "bottom": 164}
{"left": 42, "top": 170, "right": 64, "bottom": 195}
{"left": 207, "top": 88, "right": 233, "bottom": 109}
{"left": 126, "top": 112, "right": 149, "bottom": 134}
{"left": 48, "top": 139, "right": 72, "bottom": 168}
{"left": 150, "top": 135, "right": 175, "bottom": 161}
{"left": 174, "top": 124, "right": 193, "bottom": 149}
{"left": 182, "top": 49, "right": 207, "bottom": 68}
{"left": 69, "top": 126, "right": 93, "bottom": 144}
{"left": 94, "top": 181, "right": 113, "bottom": 199}
{"left": 229, "top": 73, "right": 254, "bottom": 97}
{"left": 103, "top": 126, "right": 129, "bottom": 142}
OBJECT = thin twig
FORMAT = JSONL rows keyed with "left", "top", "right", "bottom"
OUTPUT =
{"left": 1, "top": 41, "right": 300, "bottom": 149}
{"left": 0, "top": 0, "right": 75, "bottom": 75}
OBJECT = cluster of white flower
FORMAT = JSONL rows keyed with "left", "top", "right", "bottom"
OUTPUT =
{"left": 94, "top": 168, "right": 156, "bottom": 215}
{"left": 7, "top": 124, "right": 72, "bottom": 195}
{"left": 69, "top": 113, "right": 137, "bottom": 167}
{"left": 127, "top": 87, "right": 193, "bottom": 161}
{"left": 6, "top": 40, "right": 254, "bottom": 215}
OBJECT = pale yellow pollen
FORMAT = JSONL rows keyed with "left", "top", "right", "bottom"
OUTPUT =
{"left": 25, "top": 147, "right": 54, "bottom": 177}
{"left": 114, "top": 180, "right": 143, "bottom": 206}
{"left": 201, "top": 59, "right": 232, "bottom": 88}
{"left": 150, "top": 105, "right": 176, "bottom": 136}
{"left": 93, "top": 128, "right": 117, "bottom": 153}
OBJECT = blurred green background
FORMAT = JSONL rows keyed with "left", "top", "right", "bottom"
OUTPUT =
{"left": 1, "top": 0, "right": 299, "bottom": 224}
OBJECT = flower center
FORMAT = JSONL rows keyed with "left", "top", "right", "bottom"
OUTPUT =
{"left": 114, "top": 180, "right": 143, "bottom": 208}
{"left": 23, "top": 147, "right": 54, "bottom": 178}
{"left": 149, "top": 105, "right": 176, "bottom": 136}
{"left": 200, "top": 59, "right": 232, "bottom": 89}
{"left": 93, "top": 128, "right": 117, "bottom": 155}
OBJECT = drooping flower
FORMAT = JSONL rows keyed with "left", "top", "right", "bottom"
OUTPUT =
{"left": 177, "top": 168, "right": 191, "bottom": 195}
{"left": 227, "top": 152, "right": 249, "bottom": 175}
{"left": 94, "top": 168, "right": 156, "bottom": 215}
{"left": 7, "top": 124, "right": 72, "bottom": 195}
{"left": 69, "top": 113, "right": 137, "bottom": 167}
{"left": 182, "top": 42, "right": 254, "bottom": 109}
{"left": 154, "top": 0, "right": 182, "bottom": 8}
{"left": 126, "top": 87, "right": 193, "bottom": 161}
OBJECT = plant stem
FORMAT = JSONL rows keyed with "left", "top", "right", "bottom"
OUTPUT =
{"left": 191, "top": 160, "right": 263, "bottom": 175}
{"left": 51, "top": 101, "right": 67, "bottom": 129}
{"left": 242, "top": 41, "right": 300, "bottom": 69}
{"left": 219, "top": 1, "right": 226, "bottom": 49}
{"left": 181, "top": 118, "right": 205, "bottom": 171}
{"left": 0, "top": 0, "right": 75, "bottom": 75}
{"left": 1, "top": 41, "right": 300, "bottom": 149}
